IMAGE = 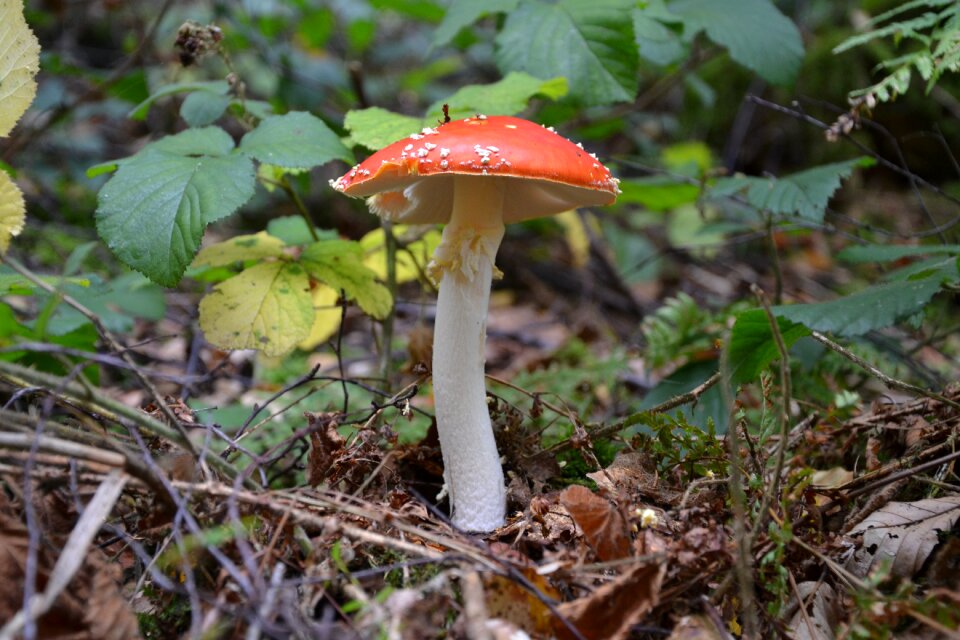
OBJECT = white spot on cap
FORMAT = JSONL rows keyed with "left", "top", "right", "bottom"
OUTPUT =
{"left": 477, "top": 114, "right": 487, "bottom": 120}
{"left": 404, "top": 144, "right": 414, "bottom": 151}
{"left": 481, "top": 156, "right": 490, "bottom": 165}
{"left": 486, "top": 146, "right": 499, "bottom": 153}
{"left": 439, "top": 148, "right": 450, "bottom": 158}
{"left": 422, "top": 127, "right": 439, "bottom": 135}
{"left": 505, "top": 124, "right": 517, "bottom": 129}
{"left": 440, "top": 159, "right": 449, "bottom": 169}
{"left": 424, "top": 142, "right": 437, "bottom": 150}
{"left": 410, "top": 134, "right": 423, "bottom": 140}
{"left": 417, "top": 148, "right": 429, "bottom": 157}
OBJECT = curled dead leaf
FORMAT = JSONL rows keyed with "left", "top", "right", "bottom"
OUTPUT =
{"left": 554, "top": 560, "right": 666, "bottom": 640}
{"left": 560, "top": 484, "right": 631, "bottom": 562}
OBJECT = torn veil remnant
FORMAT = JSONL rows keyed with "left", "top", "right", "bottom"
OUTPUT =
{"left": 332, "top": 115, "right": 619, "bottom": 531}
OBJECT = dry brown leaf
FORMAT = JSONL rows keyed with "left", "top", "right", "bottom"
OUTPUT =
{"left": 846, "top": 496, "right": 960, "bottom": 579}
{"left": 306, "top": 412, "right": 346, "bottom": 485}
{"left": 483, "top": 566, "right": 560, "bottom": 636}
{"left": 587, "top": 450, "right": 684, "bottom": 505}
{"left": 784, "top": 582, "right": 840, "bottom": 640}
{"left": 559, "top": 485, "right": 631, "bottom": 562}
{"left": 811, "top": 467, "right": 853, "bottom": 489}
{"left": 667, "top": 614, "right": 729, "bottom": 639}
{"left": 554, "top": 561, "right": 666, "bottom": 640}
{"left": 84, "top": 560, "right": 142, "bottom": 640}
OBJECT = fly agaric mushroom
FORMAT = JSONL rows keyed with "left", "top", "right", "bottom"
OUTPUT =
{"left": 331, "top": 115, "right": 619, "bottom": 531}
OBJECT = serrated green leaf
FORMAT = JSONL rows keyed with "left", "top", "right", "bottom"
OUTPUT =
{"left": 727, "top": 309, "right": 810, "bottom": 385}
{"left": 95, "top": 137, "right": 256, "bottom": 286}
{"left": 128, "top": 80, "right": 229, "bottom": 121}
{"left": 301, "top": 240, "right": 392, "bottom": 319}
{"left": 181, "top": 90, "right": 231, "bottom": 127}
{"left": 239, "top": 111, "right": 353, "bottom": 168}
{"left": 344, "top": 107, "right": 423, "bottom": 151}
{"left": 773, "top": 262, "right": 957, "bottom": 337}
{"left": 838, "top": 244, "right": 960, "bottom": 264}
{"left": 432, "top": 0, "right": 519, "bottom": 47}
{"left": 193, "top": 232, "right": 286, "bottom": 268}
{"left": 711, "top": 157, "right": 874, "bottom": 223}
{"left": 495, "top": 0, "right": 639, "bottom": 106}
{"left": 199, "top": 261, "right": 314, "bottom": 356}
{"left": 632, "top": 10, "right": 686, "bottom": 66}
{"left": 148, "top": 126, "right": 237, "bottom": 157}
{"left": 427, "top": 72, "right": 568, "bottom": 120}
{"left": 667, "top": 0, "right": 804, "bottom": 85}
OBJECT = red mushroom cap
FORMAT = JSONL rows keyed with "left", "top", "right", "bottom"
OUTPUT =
{"left": 331, "top": 115, "right": 620, "bottom": 224}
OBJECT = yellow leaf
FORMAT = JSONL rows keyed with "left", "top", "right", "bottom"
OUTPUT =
{"left": 193, "top": 232, "right": 286, "bottom": 268}
{"left": 199, "top": 262, "right": 313, "bottom": 356}
{"left": 361, "top": 225, "right": 441, "bottom": 284}
{"left": 0, "top": 171, "right": 25, "bottom": 253}
{"left": 298, "top": 284, "right": 341, "bottom": 350}
{"left": 556, "top": 210, "right": 591, "bottom": 268}
{"left": 0, "top": 1, "right": 40, "bottom": 137}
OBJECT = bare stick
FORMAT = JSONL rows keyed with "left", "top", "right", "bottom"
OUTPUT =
{"left": 810, "top": 331, "right": 960, "bottom": 411}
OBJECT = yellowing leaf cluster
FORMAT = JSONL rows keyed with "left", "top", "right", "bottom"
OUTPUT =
{"left": 0, "top": 1, "right": 40, "bottom": 254}
{"left": 194, "top": 233, "right": 397, "bottom": 356}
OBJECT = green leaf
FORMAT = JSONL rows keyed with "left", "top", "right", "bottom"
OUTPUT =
{"left": 301, "top": 240, "right": 392, "bottom": 319}
{"left": 632, "top": 9, "right": 686, "bottom": 66}
{"left": 426, "top": 72, "right": 568, "bottom": 120}
{"left": 838, "top": 244, "right": 960, "bottom": 264}
{"left": 128, "top": 80, "right": 230, "bottom": 121}
{"left": 44, "top": 273, "right": 166, "bottom": 336}
{"left": 148, "top": 126, "right": 237, "bottom": 156}
{"left": 616, "top": 177, "right": 699, "bottom": 212}
{"left": 266, "top": 216, "right": 337, "bottom": 246}
{"left": 198, "top": 261, "right": 314, "bottom": 356}
{"left": 95, "top": 129, "right": 256, "bottom": 286}
{"left": 193, "top": 232, "right": 286, "bottom": 268}
{"left": 239, "top": 112, "right": 353, "bottom": 168}
{"left": 495, "top": 0, "right": 639, "bottom": 106}
{"left": 711, "top": 157, "right": 874, "bottom": 223}
{"left": 774, "top": 262, "right": 957, "bottom": 337}
{"left": 432, "top": 0, "right": 519, "bottom": 47}
{"left": 727, "top": 309, "right": 811, "bottom": 385}
{"left": 667, "top": 0, "right": 804, "bottom": 85}
{"left": 181, "top": 91, "right": 231, "bottom": 127}
{"left": 639, "top": 360, "right": 727, "bottom": 432}
{"left": 343, "top": 107, "right": 423, "bottom": 151}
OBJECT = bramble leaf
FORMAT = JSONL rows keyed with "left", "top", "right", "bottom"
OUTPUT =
{"left": 199, "top": 261, "right": 314, "bottom": 356}
{"left": 711, "top": 157, "right": 874, "bottom": 223}
{"left": 432, "top": 0, "right": 519, "bottom": 47}
{"left": 427, "top": 72, "right": 568, "bottom": 120}
{"left": 495, "top": 0, "right": 639, "bottom": 106}
{"left": 239, "top": 112, "right": 353, "bottom": 168}
{"left": 360, "top": 226, "right": 441, "bottom": 284}
{"left": 773, "top": 261, "right": 958, "bottom": 337}
{"left": 193, "top": 232, "right": 286, "bottom": 268}
{"left": 0, "top": 172, "right": 26, "bottom": 254}
{"left": 0, "top": 1, "right": 40, "bottom": 137}
{"left": 667, "top": 0, "right": 804, "bottom": 85}
{"left": 727, "top": 309, "right": 811, "bottom": 384}
{"left": 301, "top": 240, "right": 392, "bottom": 319}
{"left": 838, "top": 244, "right": 960, "bottom": 264}
{"left": 95, "top": 127, "right": 256, "bottom": 286}
{"left": 298, "top": 284, "right": 342, "bottom": 350}
{"left": 344, "top": 107, "right": 422, "bottom": 151}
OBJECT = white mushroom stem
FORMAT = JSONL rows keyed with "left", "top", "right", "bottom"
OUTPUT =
{"left": 429, "top": 175, "right": 507, "bottom": 532}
